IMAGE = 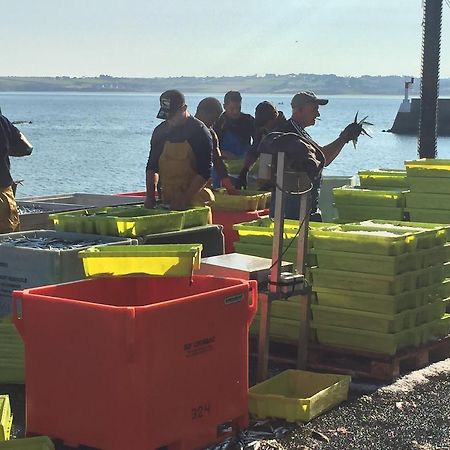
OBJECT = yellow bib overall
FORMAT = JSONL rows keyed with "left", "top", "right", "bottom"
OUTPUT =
{"left": 158, "top": 141, "right": 214, "bottom": 207}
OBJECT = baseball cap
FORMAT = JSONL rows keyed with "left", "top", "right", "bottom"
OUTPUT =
{"left": 224, "top": 91, "right": 242, "bottom": 104}
{"left": 291, "top": 91, "right": 328, "bottom": 108}
{"left": 157, "top": 90, "right": 186, "bottom": 119}
{"left": 255, "top": 101, "right": 278, "bottom": 127}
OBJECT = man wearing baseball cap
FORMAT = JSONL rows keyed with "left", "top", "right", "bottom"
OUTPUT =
{"left": 145, "top": 89, "right": 214, "bottom": 211}
{"left": 269, "top": 91, "right": 364, "bottom": 221}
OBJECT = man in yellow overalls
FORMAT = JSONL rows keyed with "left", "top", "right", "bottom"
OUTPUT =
{"left": 145, "top": 90, "right": 215, "bottom": 210}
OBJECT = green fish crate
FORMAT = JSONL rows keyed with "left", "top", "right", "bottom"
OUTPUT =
{"left": 406, "top": 192, "right": 450, "bottom": 211}
{"left": 0, "top": 318, "right": 24, "bottom": 384}
{"left": 50, "top": 208, "right": 103, "bottom": 234}
{"left": 350, "top": 220, "right": 450, "bottom": 246}
{"left": 249, "top": 370, "right": 351, "bottom": 423}
{"left": 405, "top": 159, "right": 450, "bottom": 178}
{"left": 233, "top": 217, "right": 330, "bottom": 249}
{"left": 94, "top": 208, "right": 185, "bottom": 237}
{"left": 444, "top": 262, "right": 450, "bottom": 278}
{"left": 234, "top": 241, "right": 317, "bottom": 268}
{"left": 445, "top": 243, "right": 450, "bottom": 260}
{"left": 420, "top": 283, "right": 446, "bottom": 305}
{"left": 358, "top": 169, "right": 408, "bottom": 189}
{"left": 79, "top": 244, "right": 203, "bottom": 277}
{"left": 443, "top": 278, "right": 450, "bottom": 298}
{"left": 407, "top": 208, "right": 450, "bottom": 225}
{"left": 250, "top": 316, "right": 300, "bottom": 342}
{"left": 50, "top": 205, "right": 138, "bottom": 234}
{"left": 311, "top": 304, "right": 416, "bottom": 333}
{"left": 241, "top": 190, "right": 272, "bottom": 210}
{"left": 310, "top": 322, "right": 422, "bottom": 355}
{"left": 336, "top": 204, "right": 405, "bottom": 222}
{"left": 212, "top": 190, "right": 264, "bottom": 211}
{"left": 407, "top": 176, "right": 450, "bottom": 194}
{"left": 314, "top": 249, "right": 420, "bottom": 275}
{"left": 52, "top": 205, "right": 187, "bottom": 237}
{"left": 415, "top": 300, "right": 447, "bottom": 325}
{"left": 341, "top": 222, "right": 444, "bottom": 250}
{"left": 420, "top": 314, "right": 450, "bottom": 345}
{"left": 0, "top": 437, "right": 55, "bottom": 449}
{"left": 310, "top": 227, "right": 417, "bottom": 256}
{"left": 0, "top": 395, "right": 12, "bottom": 442}
{"left": 271, "top": 300, "right": 300, "bottom": 320}
{"left": 414, "top": 265, "right": 445, "bottom": 288}
{"left": 444, "top": 297, "right": 450, "bottom": 312}
{"left": 313, "top": 287, "right": 422, "bottom": 315}
{"left": 310, "top": 268, "right": 415, "bottom": 295}
{"left": 333, "top": 186, "right": 407, "bottom": 208}
{"left": 362, "top": 220, "right": 450, "bottom": 238}
{"left": 417, "top": 247, "right": 446, "bottom": 269}
{"left": 182, "top": 206, "right": 211, "bottom": 228}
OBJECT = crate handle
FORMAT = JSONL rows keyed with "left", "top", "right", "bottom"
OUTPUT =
{"left": 12, "top": 294, "right": 24, "bottom": 338}
{"left": 247, "top": 280, "right": 258, "bottom": 322}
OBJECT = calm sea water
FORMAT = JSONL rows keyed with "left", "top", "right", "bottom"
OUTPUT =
{"left": 1, "top": 92, "right": 450, "bottom": 198}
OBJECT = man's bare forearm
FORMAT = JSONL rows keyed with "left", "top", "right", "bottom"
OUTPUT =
{"left": 146, "top": 170, "right": 158, "bottom": 196}
{"left": 321, "top": 135, "right": 347, "bottom": 166}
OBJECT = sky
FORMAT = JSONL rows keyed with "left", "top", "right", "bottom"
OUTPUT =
{"left": 1, "top": 0, "right": 450, "bottom": 78}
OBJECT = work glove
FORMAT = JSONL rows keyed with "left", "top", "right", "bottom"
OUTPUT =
{"left": 221, "top": 177, "right": 239, "bottom": 195}
{"left": 340, "top": 113, "right": 372, "bottom": 148}
{"left": 235, "top": 167, "right": 249, "bottom": 190}
{"left": 340, "top": 122, "right": 363, "bottom": 144}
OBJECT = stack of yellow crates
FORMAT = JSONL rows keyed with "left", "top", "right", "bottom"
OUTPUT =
{"left": 332, "top": 169, "right": 409, "bottom": 222}
{"left": 333, "top": 185, "right": 407, "bottom": 222}
{"left": 405, "top": 159, "right": 450, "bottom": 224}
{"left": 309, "top": 222, "right": 450, "bottom": 355}
{"left": 405, "top": 159, "right": 450, "bottom": 312}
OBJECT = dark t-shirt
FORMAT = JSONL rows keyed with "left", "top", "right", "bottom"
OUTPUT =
{"left": 278, "top": 118, "right": 326, "bottom": 214}
{"left": 210, "top": 128, "right": 228, "bottom": 180}
{"left": 146, "top": 116, "right": 213, "bottom": 180}
{"left": 213, "top": 112, "right": 255, "bottom": 157}
{"left": 0, "top": 114, "right": 20, "bottom": 188}
{"left": 247, "top": 111, "right": 288, "bottom": 160}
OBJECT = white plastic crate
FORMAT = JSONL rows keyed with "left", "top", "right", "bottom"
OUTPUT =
{"left": 17, "top": 202, "right": 87, "bottom": 231}
{"left": 18, "top": 193, "right": 144, "bottom": 207}
{"left": 0, "top": 230, "right": 136, "bottom": 317}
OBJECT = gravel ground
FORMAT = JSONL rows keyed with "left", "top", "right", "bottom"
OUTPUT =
{"left": 2, "top": 359, "right": 450, "bottom": 450}
{"left": 257, "top": 359, "right": 450, "bottom": 450}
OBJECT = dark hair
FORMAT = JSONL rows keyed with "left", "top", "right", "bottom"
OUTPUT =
{"left": 255, "top": 101, "right": 277, "bottom": 127}
{"left": 224, "top": 91, "right": 242, "bottom": 104}
{"left": 196, "top": 97, "right": 223, "bottom": 117}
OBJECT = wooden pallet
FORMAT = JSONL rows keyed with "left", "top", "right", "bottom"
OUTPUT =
{"left": 249, "top": 335, "right": 450, "bottom": 382}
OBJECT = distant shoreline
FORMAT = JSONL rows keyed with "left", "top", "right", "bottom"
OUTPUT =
{"left": 0, "top": 91, "right": 413, "bottom": 98}
{"left": 1, "top": 74, "right": 449, "bottom": 96}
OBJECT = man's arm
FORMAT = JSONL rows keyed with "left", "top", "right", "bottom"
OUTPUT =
{"left": 236, "top": 145, "right": 259, "bottom": 190}
{"left": 144, "top": 124, "right": 165, "bottom": 208}
{"left": 320, "top": 135, "right": 347, "bottom": 167}
{"left": 171, "top": 174, "right": 209, "bottom": 210}
{"left": 321, "top": 120, "right": 367, "bottom": 166}
{"left": 211, "top": 129, "right": 237, "bottom": 194}
{"left": 145, "top": 170, "right": 158, "bottom": 208}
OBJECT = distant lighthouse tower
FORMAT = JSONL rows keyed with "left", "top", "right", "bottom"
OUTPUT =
{"left": 399, "top": 77, "right": 414, "bottom": 113}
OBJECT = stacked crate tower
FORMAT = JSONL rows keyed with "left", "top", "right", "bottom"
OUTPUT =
{"left": 333, "top": 169, "right": 409, "bottom": 222}
{"left": 405, "top": 159, "right": 450, "bottom": 303}
{"left": 310, "top": 223, "right": 450, "bottom": 355}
